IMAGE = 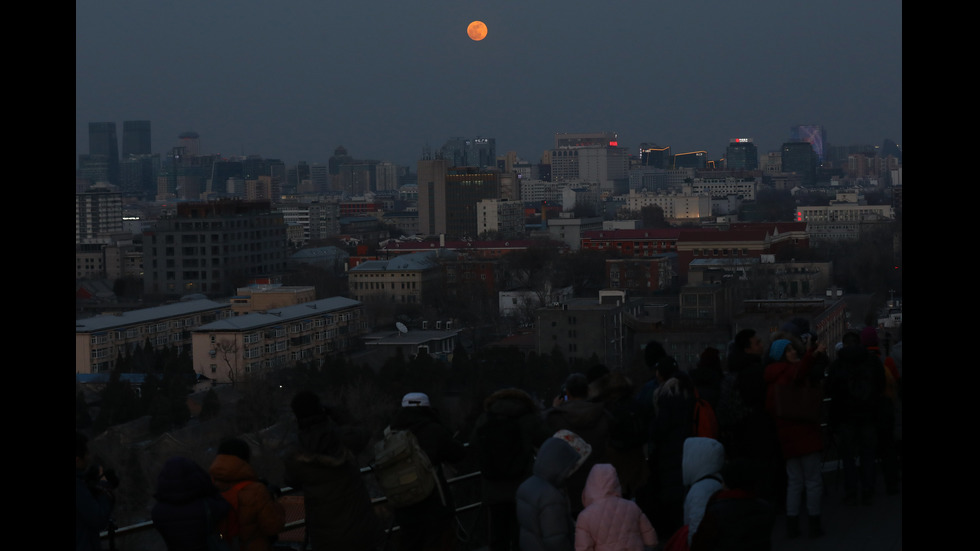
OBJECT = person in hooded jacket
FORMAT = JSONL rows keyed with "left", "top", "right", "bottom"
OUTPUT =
{"left": 208, "top": 437, "right": 286, "bottom": 551}
{"left": 545, "top": 373, "right": 613, "bottom": 517}
{"left": 681, "top": 437, "right": 726, "bottom": 546}
{"left": 516, "top": 432, "right": 592, "bottom": 551}
{"left": 764, "top": 338, "right": 827, "bottom": 539}
{"left": 389, "top": 391, "right": 468, "bottom": 551}
{"left": 281, "top": 391, "right": 385, "bottom": 551}
{"left": 470, "top": 387, "right": 552, "bottom": 551}
{"left": 574, "top": 463, "right": 658, "bottom": 551}
{"left": 151, "top": 456, "right": 230, "bottom": 551}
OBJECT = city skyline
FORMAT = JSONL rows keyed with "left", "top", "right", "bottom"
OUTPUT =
{"left": 76, "top": 1, "right": 902, "bottom": 169}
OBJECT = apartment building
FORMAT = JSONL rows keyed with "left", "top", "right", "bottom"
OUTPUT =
{"left": 348, "top": 250, "right": 450, "bottom": 305}
{"left": 142, "top": 199, "right": 288, "bottom": 299}
{"left": 76, "top": 299, "right": 232, "bottom": 374}
{"left": 191, "top": 296, "right": 366, "bottom": 384}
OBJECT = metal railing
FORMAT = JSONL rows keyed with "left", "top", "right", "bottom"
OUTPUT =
{"left": 100, "top": 463, "right": 486, "bottom": 551}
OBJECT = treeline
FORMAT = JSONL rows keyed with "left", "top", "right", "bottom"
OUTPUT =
{"left": 76, "top": 341, "right": 203, "bottom": 435}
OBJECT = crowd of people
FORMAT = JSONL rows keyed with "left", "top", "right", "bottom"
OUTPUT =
{"left": 76, "top": 318, "right": 901, "bottom": 551}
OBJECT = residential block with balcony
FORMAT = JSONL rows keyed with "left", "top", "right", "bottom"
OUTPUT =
{"left": 192, "top": 296, "right": 366, "bottom": 384}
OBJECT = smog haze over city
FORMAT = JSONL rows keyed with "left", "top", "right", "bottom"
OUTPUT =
{"left": 76, "top": 0, "right": 902, "bottom": 167}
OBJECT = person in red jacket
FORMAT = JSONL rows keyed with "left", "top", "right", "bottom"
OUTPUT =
{"left": 764, "top": 337, "right": 827, "bottom": 539}
{"left": 208, "top": 438, "right": 286, "bottom": 551}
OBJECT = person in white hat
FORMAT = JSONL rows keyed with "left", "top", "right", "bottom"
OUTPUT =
{"left": 388, "top": 392, "right": 466, "bottom": 551}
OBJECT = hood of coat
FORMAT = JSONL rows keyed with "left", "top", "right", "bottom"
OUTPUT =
{"left": 546, "top": 398, "right": 608, "bottom": 429}
{"left": 208, "top": 453, "right": 259, "bottom": 488}
{"left": 533, "top": 436, "right": 586, "bottom": 486}
{"left": 485, "top": 387, "right": 538, "bottom": 418}
{"left": 581, "top": 463, "right": 622, "bottom": 508}
{"left": 682, "top": 437, "right": 726, "bottom": 486}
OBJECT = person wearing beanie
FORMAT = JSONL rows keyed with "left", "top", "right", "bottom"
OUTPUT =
{"left": 388, "top": 391, "right": 467, "bottom": 551}
{"left": 281, "top": 391, "right": 384, "bottom": 551}
{"left": 764, "top": 335, "right": 828, "bottom": 539}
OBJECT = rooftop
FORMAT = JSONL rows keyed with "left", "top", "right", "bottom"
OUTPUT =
{"left": 193, "top": 297, "right": 361, "bottom": 331}
{"left": 75, "top": 299, "right": 228, "bottom": 333}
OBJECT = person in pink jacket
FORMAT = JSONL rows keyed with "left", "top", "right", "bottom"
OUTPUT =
{"left": 574, "top": 463, "right": 658, "bottom": 551}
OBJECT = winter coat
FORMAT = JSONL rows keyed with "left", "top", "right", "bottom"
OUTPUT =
{"left": 681, "top": 437, "right": 726, "bottom": 544}
{"left": 764, "top": 350, "right": 824, "bottom": 459}
{"left": 282, "top": 414, "right": 385, "bottom": 551}
{"left": 151, "top": 456, "right": 231, "bottom": 551}
{"left": 689, "top": 489, "right": 775, "bottom": 551}
{"left": 470, "top": 388, "right": 552, "bottom": 505}
{"left": 516, "top": 436, "right": 586, "bottom": 551}
{"left": 648, "top": 376, "right": 696, "bottom": 507}
{"left": 208, "top": 453, "right": 286, "bottom": 551}
{"left": 588, "top": 373, "right": 649, "bottom": 498}
{"left": 574, "top": 464, "right": 657, "bottom": 551}
{"left": 389, "top": 405, "right": 468, "bottom": 550}
{"left": 76, "top": 468, "right": 113, "bottom": 551}
{"left": 719, "top": 350, "right": 773, "bottom": 463}
{"left": 545, "top": 397, "right": 613, "bottom": 516}
{"left": 826, "top": 345, "right": 885, "bottom": 427}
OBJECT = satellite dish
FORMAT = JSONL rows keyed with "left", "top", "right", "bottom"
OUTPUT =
{"left": 396, "top": 322, "right": 408, "bottom": 334}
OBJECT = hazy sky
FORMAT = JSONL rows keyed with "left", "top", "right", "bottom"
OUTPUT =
{"left": 76, "top": 1, "right": 902, "bottom": 169}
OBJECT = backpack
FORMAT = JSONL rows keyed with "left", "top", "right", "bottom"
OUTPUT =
{"left": 691, "top": 390, "right": 719, "bottom": 440}
{"left": 218, "top": 480, "right": 254, "bottom": 550}
{"left": 606, "top": 397, "right": 647, "bottom": 451}
{"left": 475, "top": 411, "right": 534, "bottom": 481}
{"left": 372, "top": 425, "right": 440, "bottom": 508}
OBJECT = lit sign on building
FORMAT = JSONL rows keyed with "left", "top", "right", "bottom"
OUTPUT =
{"left": 609, "top": 141, "right": 618, "bottom": 146}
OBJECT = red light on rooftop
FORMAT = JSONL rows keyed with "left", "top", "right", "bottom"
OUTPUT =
{"left": 609, "top": 141, "right": 618, "bottom": 146}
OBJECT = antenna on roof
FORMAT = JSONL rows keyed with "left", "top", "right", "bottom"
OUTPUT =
{"left": 396, "top": 322, "right": 408, "bottom": 334}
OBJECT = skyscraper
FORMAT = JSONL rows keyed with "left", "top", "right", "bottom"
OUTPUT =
{"left": 88, "top": 122, "right": 119, "bottom": 159}
{"left": 440, "top": 136, "right": 497, "bottom": 169}
{"left": 121, "top": 120, "right": 151, "bottom": 157}
{"left": 781, "top": 141, "right": 817, "bottom": 186}
{"left": 725, "top": 138, "right": 759, "bottom": 170}
{"left": 86, "top": 122, "right": 120, "bottom": 186}
{"left": 790, "top": 125, "right": 827, "bottom": 163}
{"left": 417, "top": 159, "right": 501, "bottom": 238}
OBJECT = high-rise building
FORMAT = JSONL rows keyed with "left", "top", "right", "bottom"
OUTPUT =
{"left": 417, "top": 158, "right": 501, "bottom": 238}
{"left": 549, "top": 132, "right": 629, "bottom": 193}
{"left": 440, "top": 136, "right": 497, "bottom": 168}
{"left": 142, "top": 199, "right": 287, "bottom": 299}
{"left": 639, "top": 144, "right": 671, "bottom": 169}
{"left": 89, "top": 122, "right": 119, "bottom": 159}
{"left": 76, "top": 187, "right": 123, "bottom": 243}
{"left": 86, "top": 122, "right": 120, "bottom": 186}
{"left": 119, "top": 154, "right": 160, "bottom": 199}
{"left": 122, "top": 120, "right": 151, "bottom": 157}
{"left": 725, "top": 139, "right": 759, "bottom": 170}
{"left": 178, "top": 131, "right": 201, "bottom": 157}
{"left": 790, "top": 125, "right": 827, "bottom": 163}
{"left": 673, "top": 151, "right": 708, "bottom": 169}
{"left": 781, "top": 141, "right": 817, "bottom": 186}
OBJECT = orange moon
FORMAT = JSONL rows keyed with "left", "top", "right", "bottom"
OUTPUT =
{"left": 467, "top": 20, "right": 488, "bottom": 41}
